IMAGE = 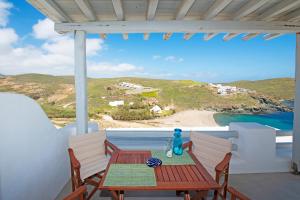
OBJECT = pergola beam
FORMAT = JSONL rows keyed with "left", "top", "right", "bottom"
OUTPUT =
{"left": 204, "top": 33, "right": 218, "bottom": 41}
{"left": 112, "top": 0, "right": 124, "bottom": 20}
{"left": 284, "top": 9, "right": 300, "bottom": 22}
{"left": 74, "top": 0, "right": 96, "bottom": 21}
{"left": 183, "top": 33, "right": 194, "bottom": 40}
{"left": 122, "top": 33, "right": 128, "bottom": 40}
{"left": 233, "top": 0, "right": 270, "bottom": 20}
{"left": 100, "top": 33, "right": 107, "bottom": 39}
{"left": 263, "top": 33, "right": 282, "bottom": 40}
{"left": 30, "top": 0, "right": 71, "bottom": 22}
{"left": 176, "top": 0, "right": 195, "bottom": 20}
{"left": 163, "top": 32, "right": 172, "bottom": 40}
{"left": 55, "top": 20, "right": 300, "bottom": 34}
{"left": 144, "top": 33, "right": 150, "bottom": 40}
{"left": 259, "top": 0, "right": 300, "bottom": 21}
{"left": 204, "top": 0, "right": 233, "bottom": 20}
{"left": 147, "top": 0, "right": 159, "bottom": 20}
{"left": 223, "top": 33, "right": 239, "bottom": 41}
{"left": 242, "top": 33, "right": 259, "bottom": 41}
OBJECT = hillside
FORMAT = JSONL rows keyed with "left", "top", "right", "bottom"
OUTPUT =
{"left": 0, "top": 74, "right": 294, "bottom": 123}
{"left": 228, "top": 78, "right": 295, "bottom": 100}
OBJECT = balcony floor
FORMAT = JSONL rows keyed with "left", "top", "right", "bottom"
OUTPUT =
{"left": 56, "top": 172, "right": 300, "bottom": 200}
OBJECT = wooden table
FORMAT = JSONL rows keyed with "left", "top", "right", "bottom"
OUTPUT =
{"left": 99, "top": 150, "right": 220, "bottom": 200}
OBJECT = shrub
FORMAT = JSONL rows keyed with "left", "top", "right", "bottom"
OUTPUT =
{"left": 111, "top": 107, "right": 154, "bottom": 120}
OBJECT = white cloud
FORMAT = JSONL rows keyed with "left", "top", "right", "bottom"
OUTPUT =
{"left": 89, "top": 63, "right": 143, "bottom": 75}
{"left": 0, "top": 28, "right": 18, "bottom": 51}
{"left": 165, "top": 56, "right": 184, "bottom": 63}
{"left": 153, "top": 55, "right": 184, "bottom": 63}
{"left": 152, "top": 55, "right": 161, "bottom": 60}
{"left": 32, "top": 18, "right": 60, "bottom": 40}
{"left": 0, "top": 0, "right": 12, "bottom": 27}
{"left": 0, "top": 18, "right": 141, "bottom": 77}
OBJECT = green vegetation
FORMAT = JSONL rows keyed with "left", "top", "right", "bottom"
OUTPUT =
{"left": 0, "top": 74, "right": 294, "bottom": 120}
{"left": 228, "top": 78, "right": 295, "bottom": 100}
{"left": 111, "top": 106, "right": 154, "bottom": 120}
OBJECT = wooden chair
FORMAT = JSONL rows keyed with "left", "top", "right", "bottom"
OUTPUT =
{"left": 227, "top": 186, "right": 250, "bottom": 200}
{"left": 183, "top": 132, "right": 232, "bottom": 200}
{"left": 68, "top": 131, "right": 119, "bottom": 200}
{"left": 63, "top": 186, "right": 87, "bottom": 200}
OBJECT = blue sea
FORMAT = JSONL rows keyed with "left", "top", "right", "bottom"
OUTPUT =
{"left": 214, "top": 112, "right": 294, "bottom": 130}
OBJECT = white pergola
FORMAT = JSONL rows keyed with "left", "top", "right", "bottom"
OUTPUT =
{"left": 27, "top": 0, "right": 300, "bottom": 171}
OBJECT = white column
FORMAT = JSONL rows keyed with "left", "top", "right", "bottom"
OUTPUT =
{"left": 74, "top": 30, "right": 88, "bottom": 135}
{"left": 293, "top": 33, "right": 300, "bottom": 171}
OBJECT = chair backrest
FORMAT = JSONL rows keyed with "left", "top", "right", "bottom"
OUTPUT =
{"left": 190, "top": 131, "right": 232, "bottom": 178}
{"left": 69, "top": 132, "right": 107, "bottom": 180}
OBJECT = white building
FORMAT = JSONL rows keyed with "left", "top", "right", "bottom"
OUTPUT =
{"left": 150, "top": 105, "right": 162, "bottom": 114}
{"left": 109, "top": 100, "right": 124, "bottom": 107}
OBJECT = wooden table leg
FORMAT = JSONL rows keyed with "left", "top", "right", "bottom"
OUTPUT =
{"left": 119, "top": 191, "right": 124, "bottom": 200}
{"left": 184, "top": 191, "right": 191, "bottom": 200}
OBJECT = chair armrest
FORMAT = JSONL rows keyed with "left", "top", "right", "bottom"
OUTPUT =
{"left": 227, "top": 186, "right": 251, "bottom": 200}
{"left": 63, "top": 185, "right": 86, "bottom": 200}
{"left": 182, "top": 141, "right": 193, "bottom": 152}
{"left": 68, "top": 148, "right": 80, "bottom": 169}
{"left": 104, "top": 139, "right": 120, "bottom": 156}
{"left": 215, "top": 152, "right": 232, "bottom": 173}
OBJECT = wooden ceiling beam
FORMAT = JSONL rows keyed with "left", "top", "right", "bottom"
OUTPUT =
{"left": 163, "top": 32, "right": 172, "bottom": 40}
{"left": 242, "top": 33, "right": 259, "bottom": 41}
{"left": 183, "top": 33, "right": 194, "bottom": 40}
{"left": 55, "top": 20, "right": 300, "bottom": 34}
{"left": 147, "top": 0, "right": 159, "bottom": 20}
{"left": 233, "top": 0, "right": 270, "bottom": 20}
{"left": 259, "top": 0, "right": 300, "bottom": 21}
{"left": 176, "top": 0, "right": 195, "bottom": 20}
{"left": 223, "top": 33, "right": 239, "bottom": 41}
{"left": 264, "top": 33, "right": 283, "bottom": 40}
{"left": 122, "top": 33, "right": 128, "bottom": 40}
{"left": 144, "top": 33, "right": 150, "bottom": 40}
{"left": 74, "top": 0, "right": 96, "bottom": 21}
{"left": 204, "top": 0, "right": 233, "bottom": 20}
{"left": 204, "top": 33, "right": 218, "bottom": 41}
{"left": 112, "top": 0, "right": 124, "bottom": 20}
{"left": 100, "top": 33, "right": 107, "bottom": 39}
{"left": 31, "top": 0, "right": 71, "bottom": 22}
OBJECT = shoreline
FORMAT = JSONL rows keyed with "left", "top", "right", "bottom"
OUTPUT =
{"left": 99, "top": 110, "right": 220, "bottom": 128}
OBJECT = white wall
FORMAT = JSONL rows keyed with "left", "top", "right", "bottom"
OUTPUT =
{"left": 0, "top": 93, "right": 71, "bottom": 200}
{"left": 229, "top": 122, "right": 291, "bottom": 173}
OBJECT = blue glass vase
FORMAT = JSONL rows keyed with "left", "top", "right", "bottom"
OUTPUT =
{"left": 173, "top": 128, "right": 183, "bottom": 155}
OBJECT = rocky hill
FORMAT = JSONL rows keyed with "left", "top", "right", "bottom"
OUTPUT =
{"left": 0, "top": 74, "right": 294, "bottom": 121}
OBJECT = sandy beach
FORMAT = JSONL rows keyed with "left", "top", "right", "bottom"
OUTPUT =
{"left": 99, "top": 110, "right": 219, "bottom": 128}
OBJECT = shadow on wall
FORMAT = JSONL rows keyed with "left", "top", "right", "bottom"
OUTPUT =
{"left": 0, "top": 93, "right": 72, "bottom": 200}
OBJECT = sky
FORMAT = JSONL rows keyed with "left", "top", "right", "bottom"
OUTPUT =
{"left": 0, "top": 0, "right": 296, "bottom": 83}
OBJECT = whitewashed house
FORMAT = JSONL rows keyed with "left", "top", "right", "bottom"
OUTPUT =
{"left": 150, "top": 105, "right": 162, "bottom": 114}
{"left": 108, "top": 100, "right": 124, "bottom": 107}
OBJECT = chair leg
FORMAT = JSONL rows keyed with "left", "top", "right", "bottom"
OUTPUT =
{"left": 86, "top": 186, "right": 98, "bottom": 200}
{"left": 184, "top": 191, "right": 191, "bottom": 200}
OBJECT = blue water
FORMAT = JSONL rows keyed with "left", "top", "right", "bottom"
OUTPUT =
{"left": 214, "top": 112, "right": 294, "bottom": 130}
